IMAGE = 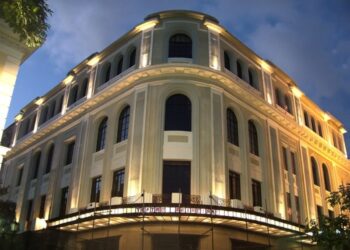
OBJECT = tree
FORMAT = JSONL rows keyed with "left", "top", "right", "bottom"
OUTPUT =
{"left": 0, "top": 0, "right": 52, "bottom": 47}
{"left": 307, "top": 183, "right": 350, "bottom": 250}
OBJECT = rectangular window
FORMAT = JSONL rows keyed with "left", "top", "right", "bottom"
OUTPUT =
{"left": 112, "top": 169, "right": 125, "bottom": 197}
{"left": 252, "top": 180, "right": 262, "bottom": 207}
{"left": 295, "top": 195, "right": 300, "bottom": 223}
{"left": 229, "top": 171, "right": 241, "bottom": 200}
{"left": 303, "top": 111, "right": 309, "bottom": 127}
{"left": 17, "top": 167, "right": 23, "bottom": 186}
{"left": 282, "top": 147, "right": 288, "bottom": 171}
{"left": 39, "top": 195, "right": 46, "bottom": 218}
{"left": 290, "top": 152, "right": 297, "bottom": 175}
{"left": 286, "top": 193, "right": 292, "bottom": 221}
{"left": 26, "top": 200, "right": 33, "bottom": 221}
{"left": 59, "top": 187, "right": 69, "bottom": 217}
{"left": 328, "top": 210, "right": 334, "bottom": 219}
{"left": 90, "top": 176, "right": 102, "bottom": 203}
{"left": 316, "top": 205, "right": 323, "bottom": 220}
{"left": 65, "top": 140, "right": 75, "bottom": 165}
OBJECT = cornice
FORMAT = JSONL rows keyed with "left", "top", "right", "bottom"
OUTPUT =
{"left": 6, "top": 64, "right": 350, "bottom": 169}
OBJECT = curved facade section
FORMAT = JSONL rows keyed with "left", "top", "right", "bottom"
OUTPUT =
{"left": 0, "top": 10, "right": 350, "bottom": 250}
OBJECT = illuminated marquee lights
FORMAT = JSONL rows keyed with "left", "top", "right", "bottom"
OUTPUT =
{"left": 48, "top": 205, "right": 301, "bottom": 233}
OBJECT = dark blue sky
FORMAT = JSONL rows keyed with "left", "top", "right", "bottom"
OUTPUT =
{"left": 7, "top": 0, "right": 350, "bottom": 153}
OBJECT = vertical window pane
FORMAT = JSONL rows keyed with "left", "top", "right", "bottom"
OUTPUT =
{"left": 117, "top": 106, "right": 130, "bottom": 142}
{"left": 32, "top": 151, "right": 41, "bottom": 179}
{"left": 39, "top": 195, "right": 46, "bottom": 218}
{"left": 229, "top": 171, "right": 241, "bottom": 200}
{"left": 290, "top": 152, "right": 297, "bottom": 175}
{"left": 227, "top": 109, "right": 239, "bottom": 146}
{"left": 224, "top": 52, "right": 230, "bottom": 70}
{"left": 96, "top": 117, "right": 108, "bottom": 151}
{"left": 282, "top": 147, "right": 288, "bottom": 171}
{"left": 112, "top": 169, "right": 125, "bottom": 197}
{"left": 311, "top": 157, "right": 319, "bottom": 186}
{"left": 59, "top": 187, "right": 69, "bottom": 217}
{"left": 17, "top": 167, "right": 23, "bottom": 186}
{"left": 248, "top": 120, "right": 259, "bottom": 156}
{"left": 322, "top": 164, "right": 331, "bottom": 192}
{"left": 164, "top": 94, "right": 191, "bottom": 131}
{"left": 252, "top": 180, "right": 262, "bottom": 207}
{"left": 236, "top": 61, "right": 243, "bottom": 79}
{"left": 129, "top": 48, "right": 136, "bottom": 67}
{"left": 90, "top": 176, "right": 102, "bottom": 203}
{"left": 65, "top": 141, "right": 75, "bottom": 165}
{"left": 45, "top": 145, "right": 54, "bottom": 173}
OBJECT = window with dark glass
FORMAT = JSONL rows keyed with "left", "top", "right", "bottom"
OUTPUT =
{"left": 168, "top": 34, "right": 192, "bottom": 58}
{"left": 164, "top": 94, "right": 191, "bottom": 131}
{"left": 26, "top": 200, "right": 33, "bottom": 221}
{"left": 290, "top": 151, "right": 297, "bottom": 175}
{"left": 224, "top": 51, "right": 230, "bottom": 70}
{"left": 304, "top": 111, "right": 309, "bottom": 127}
{"left": 68, "top": 85, "right": 79, "bottom": 106}
{"left": 328, "top": 210, "right": 334, "bottom": 219}
{"left": 282, "top": 147, "right": 288, "bottom": 170}
{"left": 56, "top": 95, "right": 64, "bottom": 116}
{"left": 286, "top": 192, "right": 292, "bottom": 221}
{"left": 322, "top": 164, "right": 331, "bottom": 192}
{"left": 248, "top": 120, "right": 259, "bottom": 156}
{"left": 32, "top": 151, "right": 41, "bottom": 179}
{"left": 39, "top": 195, "right": 46, "bottom": 218}
{"left": 128, "top": 48, "right": 136, "bottom": 67}
{"left": 284, "top": 94, "right": 292, "bottom": 113}
{"left": 317, "top": 123, "right": 323, "bottom": 137}
{"left": 65, "top": 140, "right": 75, "bottom": 165}
{"left": 90, "top": 176, "right": 102, "bottom": 203}
{"left": 311, "top": 117, "right": 316, "bottom": 132}
{"left": 332, "top": 132, "right": 338, "bottom": 149}
{"left": 275, "top": 88, "right": 283, "bottom": 107}
{"left": 236, "top": 60, "right": 243, "bottom": 79}
{"left": 227, "top": 108, "right": 239, "bottom": 146}
{"left": 117, "top": 106, "right": 130, "bottom": 143}
{"left": 48, "top": 101, "right": 56, "bottom": 119}
{"left": 311, "top": 157, "right": 320, "bottom": 186}
{"left": 79, "top": 78, "right": 88, "bottom": 99}
{"left": 116, "top": 56, "right": 123, "bottom": 75}
{"left": 112, "top": 169, "right": 125, "bottom": 197}
{"left": 40, "top": 106, "right": 48, "bottom": 124}
{"left": 229, "top": 171, "right": 241, "bottom": 200}
{"left": 59, "top": 187, "right": 69, "bottom": 217}
{"left": 295, "top": 195, "right": 300, "bottom": 223}
{"left": 45, "top": 145, "right": 54, "bottom": 173}
{"left": 252, "top": 179, "right": 262, "bottom": 207}
{"left": 102, "top": 62, "right": 111, "bottom": 84}
{"left": 96, "top": 117, "right": 108, "bottom": 152}
{"left": 248, "top": 68, "right": 257, "bottom": 88}
{"left": 17, "top": 167, "right": 23, "bottom": 186}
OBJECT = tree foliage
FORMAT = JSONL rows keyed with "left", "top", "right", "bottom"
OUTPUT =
{"left": 0, "top": 0, "right": 52, "bottom": 47}
{"left": 307, "top": 183, "right": 350, "bottom": 250}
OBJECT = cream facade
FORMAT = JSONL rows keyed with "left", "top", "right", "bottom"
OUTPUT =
{"left": 0, "top": 19, "right": 38, "bottom": 170}
{"left": 0, "top": 10, "right": 349, "bottom": 250}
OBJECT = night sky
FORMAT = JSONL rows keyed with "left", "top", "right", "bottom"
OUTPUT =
{"left": 7, "top": 0, "right": 350, "bottom": 156}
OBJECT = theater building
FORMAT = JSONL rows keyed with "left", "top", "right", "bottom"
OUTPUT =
{"left": 1, "top": 10, "right": 349, "bottom": 250}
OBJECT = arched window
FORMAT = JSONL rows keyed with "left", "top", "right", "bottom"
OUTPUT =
{"left": 227, "top": 108, "right": 239, "bottom": 146}
{"left": 168, "top": 34, "right": 192, "bottom": 58}
{"left": 101, "top": 62, "right": 111, "bottom": 84}
{"left": 311, "top": 157, "right": 320, "bottom": 186}
{"left": 45, "top": 145, "right": 54, "bottom": 174}
{"left": 79, "top": 78, "right": 88, "bottom": 99}
{"left": 322, "top": 164, "right": 331, "bottom": 191}
{"left": 68, "top": 85, "right": 79, "bottom": 106}
{"left": 224, "top": 51, "right": 231, "bottom": 70}
{"left": 96, "top": 117, "right": 108, "bottom": 151}
{"left": 248, "top": 68, "right": 256, "bottom": 88}
{"left": 32, "top": 151, "right": 41, "bottom": 179}
{"left": 164, "top": 94, "right": 191, "bottom": 131}
{"left": 116, "top": 56, "right": 123, "bottom": 75}
{"left": 117, "top": 106, "right": 130, "bottom": 143}
{"left": 128, "top": 48, "right": 136, "bottom": 68}
{"left": 236, "top": 60, "right": 243, "bottom": 79}
{"left": 248, "top": 120, "right": 259, "bottom": 156}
